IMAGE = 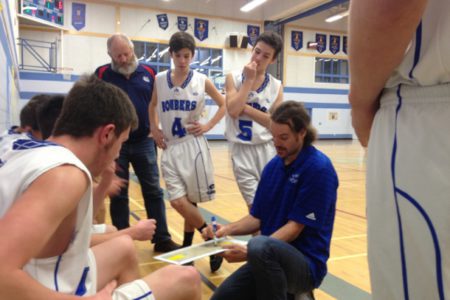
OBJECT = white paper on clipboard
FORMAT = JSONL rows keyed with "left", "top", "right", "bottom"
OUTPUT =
{"left": 154, "top": 237, "right": 247, "bottom": 265}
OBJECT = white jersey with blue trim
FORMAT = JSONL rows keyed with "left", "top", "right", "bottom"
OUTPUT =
{"left": 0, "top": 139, "right": 95, "bottom": 296}
{"left": 385, "top": 0, "right": 450, "bottom": 88}
{"left": 0, "top": 128, "right": 29, "bottom": 157}
{"left": 155, "top": 70, "right": 206, "bottom": 143}
{"left": 225, "top": 71, "right": 281, "bottom": 144}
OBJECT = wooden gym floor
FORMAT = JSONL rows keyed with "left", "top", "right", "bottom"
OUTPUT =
{"left": 106, "top": 139, "right": 370, "bottom": 299}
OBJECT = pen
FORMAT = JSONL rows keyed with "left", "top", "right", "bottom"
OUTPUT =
{"left": 211, "top": 216, "right": 218, "bottom": 246}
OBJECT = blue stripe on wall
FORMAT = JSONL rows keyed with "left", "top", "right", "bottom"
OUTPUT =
{"left": 284, "top": 86, "right": 348, "bottom": 95}
{"left": 206, "top": 134, "right": 352, "bottom": 140}
{"left": 303, "top": 102, "right": 350, "bottom": 109}
{"left": 20, "top": 91, "right": 67, "bottom": 99}
{"left": 19, "top": 71, "right": 80, "bottom": 81}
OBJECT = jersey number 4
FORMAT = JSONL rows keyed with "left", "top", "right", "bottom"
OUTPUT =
{"left": 172, "top": 118, "right": 186, "bottom": 138}
{"left": 237, "top": 120, "right": 253, "bottom": 141}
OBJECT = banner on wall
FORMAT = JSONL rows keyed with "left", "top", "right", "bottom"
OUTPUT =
{"left": 177, "top": 16, "right": 188, "bottom": 31}
{"left": 291, "top": 31, "right": 303, "bottom": 51}
{"left": 247, "top": 25, "right": 260, "bottom": 46}
{"left": 72, "top": 3, "right": 86, "bottom": 31}
{"left": 329, "top": 35, "right": 340, "bottom": 54}
{"left": 316, "top": 33, "right": 327, "bottom": 53}
{"left": 343, "top": 36, "right": 348, "bottom": 54}
{"left": 157, "top": 14, "right": 169, "bottom": 30}
{"left": 194, "top": 18, "right": 209, "bottom": 41}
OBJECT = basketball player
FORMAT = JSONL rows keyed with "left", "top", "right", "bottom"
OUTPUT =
{"left": 349, "top": 0, "right": 450, "bottom": 298}
{"left": 149, "top": 31, "right": 225, "bottom": 272}
{"left": 225, "top": 31, "right": 284, "bottom": 211}
{"left": 0, "top": 74, "right": 201, "bottom": 300}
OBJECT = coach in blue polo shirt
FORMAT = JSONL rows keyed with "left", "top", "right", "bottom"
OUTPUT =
{"left": 206, "top": 100, "right": 338, "bottom": 300}
{"left": 95, "top": 33, "right": 179, "bottom": 253}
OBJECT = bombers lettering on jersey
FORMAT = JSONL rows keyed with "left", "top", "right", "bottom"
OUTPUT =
{"left": 161, "top": 99, "right": 197, "bottom": 112}
{"left": 247, "top": 102, "right": 268, "bottom": 112}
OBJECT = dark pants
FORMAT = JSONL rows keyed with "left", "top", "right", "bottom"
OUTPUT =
{"left": 212, "top": 236, "right": 314, "bottom": 300}
{"left": 110, "top": 137, "right": 171, "bottom": 244}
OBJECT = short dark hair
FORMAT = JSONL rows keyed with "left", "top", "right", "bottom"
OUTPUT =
{"left": 271, "top": 101, "right": 317, "bottom": 147}
{"left": 37, "top": 95, "right": 65, "bottom": 140}
{"left": 53, "top": 74, "right": 138, "bottom": 138}
{"left": 20, "top": 94, "right": 51, "bottom": 130}
{"left": 254, "top": 31, "right": 283, "bottom": 58}
{"left": 169, "top": 31, "right": 196, "bottom": 55}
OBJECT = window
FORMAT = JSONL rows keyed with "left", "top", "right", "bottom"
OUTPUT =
{"left": 132, "top": 40, "right": 223, "bottom": 88}
{"left": 315, "top": 58, "right": 349, "bottom": 84}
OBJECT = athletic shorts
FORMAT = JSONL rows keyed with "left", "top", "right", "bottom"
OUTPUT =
{"left": 230, "top": 141, "right": 275, "bottom": 205}
{"left": 367, "top": 83, "right": 450, "bottom": 299}
{"left": 161, "top": 135, "right": 215, "bottom": 203}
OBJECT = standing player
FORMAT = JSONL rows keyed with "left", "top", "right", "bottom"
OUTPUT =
{"left": 149, "top": 31, "right": 226, "bottom": 272}
{"left": 349, "top": 0, "right": 450, "bottom": 299}
{"left": 225, "top": 31, "right": 284, "bottom": 211}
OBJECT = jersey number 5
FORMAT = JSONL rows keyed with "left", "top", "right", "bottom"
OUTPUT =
{"left": 172, "top": 117, "right": 186, "bottom": 138}
{"left": 237, "top": 120, "right": 253, "bottom": 141}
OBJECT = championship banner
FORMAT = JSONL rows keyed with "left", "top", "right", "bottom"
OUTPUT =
{"left": 157, "top": 14, "right": 169, "bottom": 30}
{"left": 343, "top": 36, "right": 348, "bottom": 54}
{"left": 72, "top": 3, "right": 86, "bottom": 31}
{"left": 194, "top": 18, "right": 209, "bottom": 41}
{"left": 247, "top": 25, "right": 260, "bottom": 46}
{"left": 316, "top": 33, "right": 327, "bottom": 53}
{"left": 177, "top": 16, "right": 188, "bottom": 31}
{"left": 291, "top": 30, "right": 303, "bottom": 51}
{"left": 329, "top": 35, "right": 340, "bottom": 54}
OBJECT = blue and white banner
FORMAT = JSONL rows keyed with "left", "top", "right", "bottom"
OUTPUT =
{"left": 157, "top": 14, "right": 169, "bottom": 30}
{"left": 316, "top": 33, "right": 327, "bottom": 53}
{"left": 72, "top": 3, "right": 86, "bottom": 31}
{"left": 343, "top": 36, "right": 348, "bottom": 54}
{"left": 291, "top": 31, "right": 303, "bottom": 51}
{"left": 177, "top": 16, "right": 188, "bottom": 31}
{"left": 247, "top": 25, "right": 260, "bottom": 46}
{"left": 329, "top": 35, "right": 340, "bottom": 54}
{"left": 194, "top": 18, "right": 209, "bottom": 41}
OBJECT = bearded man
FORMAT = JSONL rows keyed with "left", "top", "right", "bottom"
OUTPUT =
{"left": 95, "top": 33, "right": 179, "bottom": 253}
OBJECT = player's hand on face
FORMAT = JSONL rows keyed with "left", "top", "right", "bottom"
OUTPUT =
{"left": 220, "top": 244, "right": 247, "bottom": 263}
{"left": 151, "top": 128, "right": 167, "bottom": 149}
{"left": 131, "top": 219, "right": 157, "bottom": 241}
{"left": 243, "top": 61, "right": 257, "bottom": 82}
{"left": 186, "top": 122, "right": 210, "bottom": 136}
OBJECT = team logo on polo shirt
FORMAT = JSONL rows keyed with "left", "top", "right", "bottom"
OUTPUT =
{"left": 143, "top": 76, "right": 150, "bottom": 82}
{"left": 289, "top": 173, "right": 299, "bottom": 184}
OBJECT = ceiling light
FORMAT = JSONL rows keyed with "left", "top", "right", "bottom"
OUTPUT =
{"left": 240, "top": 0, "right": 267, "bottom": 12}
{"left": 325, "top": 10, "right": 349, "bottom": 23}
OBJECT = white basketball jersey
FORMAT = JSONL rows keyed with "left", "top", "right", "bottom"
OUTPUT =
{"left": 155, "top": 70, "right": 206, "bottom": 143}
{"left": 385, "top": 0, "right": 450, "bottom": 88}
{"left": 0, "top": 139, "right": 95, "bottom": 295}
{"left": 225, "top": 71, "right": 281, "bottom": 144}
{"left": 0, "top": 129, "right": 29, "bottom": 157}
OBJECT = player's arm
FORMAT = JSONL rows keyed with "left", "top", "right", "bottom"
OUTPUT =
{"left": 188, "top": 79, "right": 226, "bottom": 136}
{"left": 348, "top": 0, "right": 427, "bottom": 146}
{"left": 148, "top": 86, "right": 166, "bottom": 149}
{"left": 225, "top": 68, "right": 255, "bottom": 118}
{"left": 0, "top": 165, "right": 96, "bottom": 299}
{"left": 91, "top": 219, "right": 156, "bottom": 246}
{"left": 241, "top": 84, "right": 283, "bottom": 128}
{"left": 270, "top": 220, "right": 305, "bottom": 243}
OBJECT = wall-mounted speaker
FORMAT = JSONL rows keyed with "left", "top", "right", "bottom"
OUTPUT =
{"left": 229, "top": 35, "right": 238, "bottom": 48}
{"left": 240, "top": 36, "right": 249, "bottom": 48}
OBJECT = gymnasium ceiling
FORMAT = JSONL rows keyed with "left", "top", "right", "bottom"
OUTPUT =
{"left": 108, "top": 0, "right": 349, "bottom": 32}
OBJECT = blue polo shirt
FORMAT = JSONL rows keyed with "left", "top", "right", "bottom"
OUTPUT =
{"left": 95, "top": 64, "right": 155, "bottom": 143}
{"left": 251, "top": 145, "right": 338, "bottom": 287}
